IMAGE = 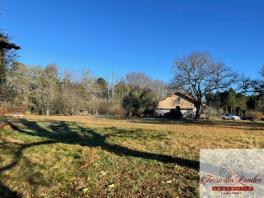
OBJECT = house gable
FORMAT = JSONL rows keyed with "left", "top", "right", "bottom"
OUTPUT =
{"left": 157, "top": 93, "right": 195, "bottom": 110}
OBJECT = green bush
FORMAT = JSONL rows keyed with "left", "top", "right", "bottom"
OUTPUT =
{"left": 122, "top": 87, "right": 157, "bottom": 118}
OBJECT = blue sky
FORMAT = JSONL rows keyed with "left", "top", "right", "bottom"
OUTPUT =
{"left": 0, "top": 0, "right": 263, "bottom": 82}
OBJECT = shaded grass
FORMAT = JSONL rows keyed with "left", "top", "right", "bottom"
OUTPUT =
{"left": 0, "top": 115, "right": 264, "bottom": 197}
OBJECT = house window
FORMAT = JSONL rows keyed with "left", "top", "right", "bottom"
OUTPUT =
{"left": 176, "top": 97, "right": 181, "bottom": 105}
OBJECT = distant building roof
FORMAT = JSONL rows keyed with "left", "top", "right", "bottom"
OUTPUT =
{"left": 0, "top": 38, "right": 21, "bottom": 50}
{"left": 174, "top": 92, "right": 195, "bottom": 104}
{"left": 157, "top": 92, "right": 195, "bottom": 110}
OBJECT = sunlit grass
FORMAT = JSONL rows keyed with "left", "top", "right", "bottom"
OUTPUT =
{"left": 0, "top": 115, "right": 264, "bottom": 197}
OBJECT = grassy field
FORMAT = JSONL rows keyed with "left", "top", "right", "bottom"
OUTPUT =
{"left": 0, "top": 115, "right": 264, "bottom": 198}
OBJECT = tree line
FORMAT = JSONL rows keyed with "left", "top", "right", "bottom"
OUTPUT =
{"left": 0, "top": 45, "right": 167, "bottom": 116}
{"left": 1, "top": 32, "right": 264, "bottom": 119}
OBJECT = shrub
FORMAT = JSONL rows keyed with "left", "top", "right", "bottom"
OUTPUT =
{"left": 204, "top": 107, "right": 218, "bottom": 120}
{"left": 217, "top": 108, "right": 224, "bottom": 116}
{"left": 164, "top": 106, "right": 182, "bottom": 119}
{"left": 0, "top": 104, "right": 27, "bottom": 115}
{"left": 109, "top": 103, "right": 126, "bottom": 117}
{"left": 122, "top": 87, "right": 156, "bottom": 118}
{"left": 248, "top": 111, "right": 263, "bottom": 120}
{"left": 96, "top": 99, "right": 109, "bottom": 115}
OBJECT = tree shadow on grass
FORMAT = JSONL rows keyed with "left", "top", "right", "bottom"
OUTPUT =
{"left": 0, "top": 181, "right": 21, "bottom": 198}
{"left": 3, "top": 118, "right": 261, "bottom": 197}
{"left": 7, "top": 119, "right": 199, "bottom": 171}
{"left": 0, "top": 128, "right": 56, "bottom": 198}
{"left": 0, "top": 118, "right": 199, "bottom": 197}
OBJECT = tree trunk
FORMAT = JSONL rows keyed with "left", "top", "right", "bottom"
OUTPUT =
{"left": 128, "top": 111, "right": 132, "bottom": 119}
{"left": 0, "top": 49, "right": 6, "bottom": 102}
{"left": 194, "top": 103, "right": 201, "bottom": 120}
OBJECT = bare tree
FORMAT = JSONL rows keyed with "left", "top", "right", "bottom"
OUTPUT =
{"left": 241, "top": 65, "right": 264, "bottom": 95}
{"left": 172, "top": 52, "right": 236, "bottom": 119}
{"left": 126, "top": 72, "right": 168, "bottom": 99}
{"left": 0, "top": 33, "right": 20, "bottom": 102}
{"left": 126, "top": 72, "right": 151, "bottom": 88}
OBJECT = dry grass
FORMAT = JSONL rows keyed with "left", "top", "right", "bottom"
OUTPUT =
{"left": 0, "top": 115, "right": 264, "bottom": 198}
